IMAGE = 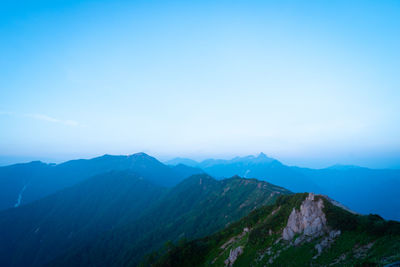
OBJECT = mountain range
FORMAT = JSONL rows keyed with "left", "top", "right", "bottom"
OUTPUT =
{"left": 0, "top": 152, "right": 398, "bottom": 266}
{"left": 148, "top": 193, "right": 400, "bottom": 266}
{"left": 166, "top": 153, "right": 400, "bottom": 221}
{"left": 0, "top": 171, "right": 289, "bottom": 266}
{"left": 0, "top": 153, "right": 203, "bottom": 211}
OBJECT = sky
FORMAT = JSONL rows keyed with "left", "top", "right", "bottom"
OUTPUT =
{"left": 0, "top": 0, "right": 399, "bottom": 168}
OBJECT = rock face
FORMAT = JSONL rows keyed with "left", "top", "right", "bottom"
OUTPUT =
{"left": 224, "top": 246, "right": 243, "bottom": 266}
{"left": 281, "top": 193, "right": 342, "bottom": 258}
{"left": 314, "top": 230, "right": 341, "bottom": 257}
{"left": 282, "top": 193, "right": 327, "bottom": 241}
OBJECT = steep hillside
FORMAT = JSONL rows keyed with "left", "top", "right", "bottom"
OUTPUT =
{"left": 0, "top": 171, "right": 166, "bottom": 267}
{"left": 166, "top": 154, "right": 400, "bottom": 220}
{"left": 49, "top": 175, "right": 291, "bottom": 267}
{"left": 167, "top": 154, "right": 320, "bottom": 193}
{"left": 0, "top": 161, "right": 51, "bottom": 210}
{"left": 0, "top": 152, "right": 201, "bottom": 210}
{"left": 170, "top": 164, "right": 205, "bottom": 179}
{"left": 149, "top": 193, "right": 400, "bottom": 266}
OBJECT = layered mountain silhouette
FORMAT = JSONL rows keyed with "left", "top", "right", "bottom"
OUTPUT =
{"left": 0, "top": 171, "right": 165, "bottom": 267}
{"left": 0, "top": 153, "right": 203, "bottom": 210}
{"left": 0, "top": 152, "right": 398, "bottom": 266}
{"left": 0, "top": 173, "right": 289, "bottom": 266}
{"left": 167, "top": 153, "right": 400, "bottom": 220}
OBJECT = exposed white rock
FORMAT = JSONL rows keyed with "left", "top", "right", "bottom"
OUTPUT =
{"left": 294, "top": 237, "right": 303, "bottom": 246}
{"left": 313, "top": 230, "right": 341, "bottom": 259}
{"left": 280, "top": 193, "right": 344, "bottom": 258}
{"left": 282, "top": 193, "right": 327, "bottom": 241}
{"left": 271, "top": 207, "right": 280, "bottom": 215}
{"left": 353, "top": 242, "right": 374, "bottom": 259}
{"left": 224, "top": 246, "right": 243, "bottom": 266}
{"left": 220, "top": 228, "right": 248, "bottom": 250}
{"left": 329, "top": 229, "right": 341, "bottom": 239}
{"left": 14, "top": 184, "right": 28, "bottom": 208}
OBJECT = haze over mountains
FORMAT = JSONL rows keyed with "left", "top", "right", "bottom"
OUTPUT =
{"left": 0, "top": 153, "right": 203, "bottom": 211}
{"left": 0, "top": 159, "right": 288, "bottom": 266}
{"left": 0, "top": 171, "right": 166, "bottom": 266}
{"left": 1, "top": 152, "right": 399, "bottom": 220}
{"left": 2, "top": 0, "right": 399, "bottom": 265}
{"left": 0, "top": 152, "right": 399, "bottom": 266}
{"left": 166, "top": 153, "right": 400, "bottom": 221}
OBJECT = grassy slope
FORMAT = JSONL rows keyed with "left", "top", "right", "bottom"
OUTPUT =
{"left": 149, "top": 194, "right": 400, "bottom": 267}
{"left": 49, "top": 175, "right": 291, "bottom": 267}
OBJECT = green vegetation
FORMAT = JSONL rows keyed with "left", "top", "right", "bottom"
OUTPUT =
{"left": 0, "top": 153, "right": 203, "bottom": 211}
{"left": 146, "top": 194, "right": 400, "bottom": 266}
{"left": 0, "top": 171, "right": 166, "bottom": 267}
{"left": 2, "top": 156, "right": 398, "bottom": 267}
{"left": 48, "top": 175, "right": 290, "bottom": 266}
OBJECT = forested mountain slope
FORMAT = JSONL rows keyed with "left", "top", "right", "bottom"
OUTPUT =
{"left": 0, "top": 171, "right": 166, "bottom": 267}
{"left": 167, "top": 154, "right": 400, "bottom": 220}
{"left": 49, "top": 175, "right": 290, "bottom": 267}
{"left": 149, "top": 193, "right": 400, "bottom": 266}
{"left": 0, "top": 152, "right": 202, "bottom": 210}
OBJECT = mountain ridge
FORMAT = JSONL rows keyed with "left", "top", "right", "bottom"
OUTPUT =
{"left": 146, "top": 192, "right": 400, "bottom": 266}
{"left": 47, "top": 175, "right": 291, "bottom": 267}
{"left": 0, "top": 170, "right": 166, "bottom": 267}
{"left": 0, "top": 152, "right": 202, "bottom": 211}
{"left": 166, "top": 153, "right": 400, "bottom": 220}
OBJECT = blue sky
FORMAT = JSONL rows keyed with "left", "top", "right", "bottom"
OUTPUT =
{"left": 0, "top": 0, "right": 399, "bottom": 168}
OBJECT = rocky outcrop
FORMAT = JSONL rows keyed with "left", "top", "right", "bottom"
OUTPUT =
{"left": 282, "top": 193, "right": 327, "bottom": 241}
{"left": 224, "top": 246, "right": 243, "bottom": 266}
{"left": 313, "top": 230, "right": 341, "bottom": 258}
{"left": 281, "top": 193, "right": 343, "bottom": 258}
{"left": 221, "top": 228, "right": 249, "bottom": 249}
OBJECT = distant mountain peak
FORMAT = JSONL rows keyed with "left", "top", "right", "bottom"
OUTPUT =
{"left": 258, "top": 152, "right": 268, "bottom": 158}
{"left": 27, "top": 160, "right": 47, "bottom": 165}
{"left": 129, "top": 152, "right": 151, "bottom": 158}
{"left": 229, "top": 153, "right": 275, "bottom": 163}
{"left": 230, "top": 174, "right": 242, "bottom": 179}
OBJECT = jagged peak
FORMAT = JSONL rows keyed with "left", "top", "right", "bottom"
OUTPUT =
{"left": 282, "top": 193, "right": 329, "bottom": 241}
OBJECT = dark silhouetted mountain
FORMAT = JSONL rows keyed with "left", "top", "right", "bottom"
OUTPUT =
{"left": 165, "top": 153, "right": 400, "bottom": 220}
{"left": 0, "top": 152, "right": 200, "bottom": 211}
{"left": 0, "top": 170, "right": 165, "bottom": 267}
{"left": 148, "top": 193, "right": 400, "bottom": 266}
{"left": 34, "top": 175, "right": 290, "bottom": 267}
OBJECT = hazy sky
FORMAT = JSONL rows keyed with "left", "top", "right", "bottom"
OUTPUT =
{"left": 1, "top": 0, "right": 399, "bottom": 168}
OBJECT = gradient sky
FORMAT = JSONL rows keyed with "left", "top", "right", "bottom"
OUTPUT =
{"left": 1, "top": 0, "right": 399, "bottom": 168}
